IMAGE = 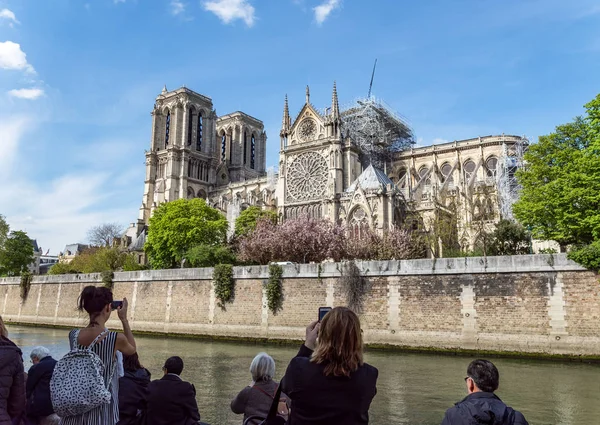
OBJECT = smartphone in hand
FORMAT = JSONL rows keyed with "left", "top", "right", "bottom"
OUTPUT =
{"left": 318, "top": 307, "right": 332, "bottom": 322}
{"left": 111, "top": 301, "right": 123, "bottom": 311}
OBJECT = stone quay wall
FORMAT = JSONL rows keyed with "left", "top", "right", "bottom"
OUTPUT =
{"left": 1, "top": 254, "right": 599, "bottom": 357}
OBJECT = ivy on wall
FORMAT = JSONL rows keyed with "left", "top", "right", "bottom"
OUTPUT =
{"left": 340, "top": 260, "right": 370, "bottom": 314}
{"left": 267, "top": 264, "right": 284, "bottom": 315}
{"left": 20, "top": 271, "right": 32, "bottom": 301}
{"left": 213, "top": 264, "right": 235, "bottom": 309}
{"left": 101, "top": 271, "right": 114, "bottom": 290}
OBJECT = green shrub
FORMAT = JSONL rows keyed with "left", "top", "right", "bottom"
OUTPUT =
{"left": 267, "top": 264, "right": 284, "bottom": 315}
{"left": 213, "top": 264, "right": 234, "bottom": 309}
{"left": 48, "top": 262, "right": 77, "bottom": 275}
{"left": 568, "top": 241, "right": 600, "bottom": 272}
{"left": 186, "top": 244, "right": 236, "bottom": 268}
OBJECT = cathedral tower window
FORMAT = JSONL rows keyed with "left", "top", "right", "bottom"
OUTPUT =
{"left": 187, "top": 160, "right": 192, "bottom": 177}
{"left": 251, "top": 134, "right": 256, "bottom": 169}
{"left": 221, "top": 133, "right": 226, "bottom": 162}
{"left": 197, "top": 112, "right": 203, "bottom": 151}
{"left": 165, "top": 111, "right": 171, "bottom": 147}
{"left": 243, "top": 131, "right": 247, "bottom": 165}
{"left": 187, "top": 108, "right": 193, "bottom": 146}
{"left": 229, "top": 132, "right": 233, "bottom": 163}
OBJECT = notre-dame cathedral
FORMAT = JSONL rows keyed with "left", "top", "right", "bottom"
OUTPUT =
{"left": 123, "top": 83, "right": 527, "bottom": 259}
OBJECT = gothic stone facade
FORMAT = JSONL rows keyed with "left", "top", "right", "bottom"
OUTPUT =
{"left": 137, "top": 85, "right": 525, "bottom": 252}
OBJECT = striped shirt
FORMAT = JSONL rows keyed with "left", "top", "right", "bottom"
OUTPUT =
{"left": 59, "top": 329, "right": 119, "bottom": 425}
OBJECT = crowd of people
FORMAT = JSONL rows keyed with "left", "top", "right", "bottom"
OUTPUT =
{"left": 0, "top": 285, "right": 529, "bottom": 425}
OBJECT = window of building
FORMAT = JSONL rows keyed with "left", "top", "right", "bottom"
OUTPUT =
{"left": 221, "top": 133, "right": 226, "bottom": 161}
{"left": 441, "top": 163, "right": 454, "bottom": 186}
{"left": 187, "top": 109, "right": 193, "bottom": 146}
{"left": 398, "top": 168, "right": 407, "bottom": 188}
{"left": 165, "top": 111, "right": 171, "bottom": 146}
{"left": 243, "top": 131, "right": 247, "bottom": 165}
{"left": 251, "top": 134, "right": 256, "bottom": 169}
{"left": 187, "top": 160, "right": 192, "bottom": 177}
{"left": 485, "top": 156, "right": 498, "bottom": 178}
{"left": 229, "top": 133, "right": 233, "bottom": 163}
{"left": 463, "top": 160, "right": 476, "bottom": 182}
{"left": 418, "top": 166, "right": 431, "bottom": 187}
{"left": 196, "top": 113, "right": 203, "bottom": 151}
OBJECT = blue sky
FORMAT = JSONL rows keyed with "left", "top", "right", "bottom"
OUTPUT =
{"left": 1, "top": 0, "right": 599, "bottom": 254}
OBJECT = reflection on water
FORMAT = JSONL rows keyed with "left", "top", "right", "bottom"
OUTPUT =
{"left": 7, "top": 325, "right": 600, "bottom": 425}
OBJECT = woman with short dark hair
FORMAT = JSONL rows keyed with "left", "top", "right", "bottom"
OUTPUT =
{"left": 281, "top": 307, "right": 378, "bottom": 425}
{"left": 117, "top": 353, "right": 151, "bottom": 425}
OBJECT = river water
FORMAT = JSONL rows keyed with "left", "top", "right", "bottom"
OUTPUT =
{"left": 6, "top": 325, "right": 600, "bottom": 425}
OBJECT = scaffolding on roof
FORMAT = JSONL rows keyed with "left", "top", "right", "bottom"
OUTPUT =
{"left": 497, "top": 135, "right": 528, "bottom": 220}
{"left": 341, "top": 96, "right": 415, "bottom": 169}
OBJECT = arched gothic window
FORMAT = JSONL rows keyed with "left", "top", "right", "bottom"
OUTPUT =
{"left": 251, "top": 134, "right": 256, "bottom": 169}
{"left": 243, "top": 131, "right": 247, "bottom": 165}
{"left": 187, "top": 108, "right": 193, "bottom": 146}
{"left": 485, "top": 156, "right": 498, "bottom": 178}
{"left": 187, "top": 160, "right": 192, "bottom": 178}
{"left": 463, "top": 160, "right": 476, "bottom": 182}
{"left": 441, "top": 163, "right": 454, "bottom": 187}
{"left": 196, "top": 112, "right": 203, "bottom": 151}
{"left": 165, "top": 111, "right": 171, "bottom": 146}
{"left": 221, "top": 133, "right": 226, "bottom": 162}
{"left": 418, "top": 166, "right": 431, "bottom": 187}
{"left": 349, "top": 207, "right": 369, "bottom": 240}
{"left": 397, "top": 168, "right": 407, "bottom": 188}
{"left": 229, "top": 132, "right": 233, "bottom": 163}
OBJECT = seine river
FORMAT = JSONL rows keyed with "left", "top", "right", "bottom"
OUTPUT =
{"left": 7, "top": 325, "right": 600, "bottom": 425}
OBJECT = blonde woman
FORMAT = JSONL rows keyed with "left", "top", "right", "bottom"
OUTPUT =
{"left": 0, "top": 314, "right": 26, "bottom": 424}
{"left": 281, "top": 307, "right": 378, "bottom": 425}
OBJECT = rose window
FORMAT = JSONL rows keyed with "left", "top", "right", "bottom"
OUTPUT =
{"left": 286, "top": 152, "right": 328, "bottom": 201}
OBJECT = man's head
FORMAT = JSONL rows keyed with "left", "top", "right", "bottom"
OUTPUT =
{"left": 465, "top": 359, "right": 499, "bottom": 394}
{"left": 30, "top": 346, "right": 50, "bottom": 365}
{"left": 163, "top": 356, "right": 184, "bottom": 376}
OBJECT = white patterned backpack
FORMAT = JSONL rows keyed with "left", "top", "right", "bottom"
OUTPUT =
{"left": 50, "top": 329, "right": 113, "bottom": 417}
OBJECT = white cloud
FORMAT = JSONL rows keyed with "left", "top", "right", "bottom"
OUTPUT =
{"left": 0, "top": 118, "right": 138, "bottom": 254}
{"left": 8, "top": 88, "right": 45, "bottom": 100}
{"left": 0, "top": 8, "right": 19, "bottom": 26}
{"left": 0, "top": 41, "right": 35, "bottom": 73}
{"left": 203, "top": 0, "right": 255, "bottom": 27}
{"left": 314, "top": 0, "right": 340, "bottom": 25}
{"left": 170, "top": 0, "right": 186, "bottom": 16}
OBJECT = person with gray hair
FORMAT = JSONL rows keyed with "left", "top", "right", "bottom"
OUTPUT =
{"left": 26, "top": 346, "right": 60, "bottom": 425}
{"left": 231, "top": 352, "right": 290, "bottom": 425}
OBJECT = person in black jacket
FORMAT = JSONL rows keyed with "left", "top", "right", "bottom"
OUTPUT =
{"left": 117, "top": 353, "right": 151, "bottom": 425}
{"left": 441, "top": 359, "right": 529, "bottom": 425}
{"left": 25, "top": 346, "right": 58, "bottom": 425}
{"left": 145, "top": 356, "right": 202, "bottom": 425}
{"left": 281, "top": 306, "right": 378, "bottom": 425}
{"left": 0, "top": 315, "right": 25, "bottom": 425}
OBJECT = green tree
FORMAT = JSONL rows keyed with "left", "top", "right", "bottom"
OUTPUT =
{"left": 49, "top": 247, "right": 144, "bottom": 274}
{"left": 513, "top": 94, "right": 600, "bottom": 249}
{"left": 185, "top": 244, "right": 236, "bottom": 268}
{"left": 234, "top": 206, "right": 278, "bottom": 237}
{"left": 145, "top": 198, "right": 228, "bottom": 269}
{"left": 0, "top": 231, "right": 34, "bottom": 276}
{"left": 0, "top": 214, "right": 9, "bottom": 251}
{"left": 487, "top": 219, "right": 530, "bottom": 256}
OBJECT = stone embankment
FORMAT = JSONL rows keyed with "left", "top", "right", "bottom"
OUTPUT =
{"left": 2, "top": 254, "right": 599, "bottom": 358}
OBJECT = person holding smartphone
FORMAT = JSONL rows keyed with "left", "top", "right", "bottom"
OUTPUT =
{"left": 281, "top": 306, "right": 378, "bottom": 425}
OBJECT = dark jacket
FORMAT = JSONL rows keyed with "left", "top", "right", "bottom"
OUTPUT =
{"left": 145, "top": 374, "right": 201, "bottom": 425}
{"left": 441, "top": 392, "right": 529, "bottom": 425}
{"left": 0, "top": 337, "right": 25, "bottom": 425}
{"left": 25, "top": 356, "right": 57, "bottom": 418}
{"left": 117, "top": 368, "right": 151, "bottom": 425}
{"left": 281, "top": 344, "right": 378, "bottom": 425}
{"left": 231, "top": 379, "right": 289, "bottom": 425}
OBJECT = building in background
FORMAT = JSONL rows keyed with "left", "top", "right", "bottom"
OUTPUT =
{"left": 59, "top": 243, "right": 89, "bottom": 264}
{"left": 128, "top": 84, "right": 528, "bottom": 259}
